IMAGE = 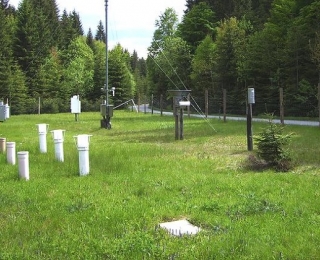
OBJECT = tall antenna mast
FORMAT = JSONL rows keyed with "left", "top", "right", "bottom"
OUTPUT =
{"left": 100, "top": 0, "right": 113, "bottom": 129}
{"left": 105, "top": 0, "right": 109, "bottom": 106}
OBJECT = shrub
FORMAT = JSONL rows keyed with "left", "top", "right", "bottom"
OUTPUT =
{"left": 254, "top": 115, "right": 293, "bottom": 172}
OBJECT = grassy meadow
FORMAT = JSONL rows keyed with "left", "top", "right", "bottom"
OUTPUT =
{"left": 0, "top": 110, "right": 320, "bottom": 259}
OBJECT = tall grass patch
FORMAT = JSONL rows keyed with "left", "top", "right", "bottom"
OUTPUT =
{"left": 0, "top": 111, "right": 320, "bottom": 259}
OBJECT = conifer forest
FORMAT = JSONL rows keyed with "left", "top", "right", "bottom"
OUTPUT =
{"left": 0, "top": 0, "right": 320, "bottom": 117}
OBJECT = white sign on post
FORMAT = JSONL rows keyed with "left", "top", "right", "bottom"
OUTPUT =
{"left": 248, "top": 88, "right": 255, "bottom": 104}
{"left": 71, "top": 95, "right": 81, "bottom": 114}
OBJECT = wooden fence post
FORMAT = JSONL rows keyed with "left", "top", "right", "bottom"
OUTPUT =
{"left": 223, "top": 89, "right": 227, "bottom": 123}
{"left": 205, "top": 89, "right": 208, "bottom": 118}
{"left": 187, "top": 93, "right": 191, "bottom": 118}
{"left": 151, "top": 94, "right": 154, "bottom": 115}
{"left": 318, "top": 83, "right": 320, "bottom": 127}
{"left": 160, "top": 94, "right": 163, "bottom": 116}
{"left": 280, "top": 88, "right": 284, "bottom": 125}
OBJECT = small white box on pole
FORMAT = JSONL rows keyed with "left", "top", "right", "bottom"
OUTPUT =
{"left": 179, "top": 101, "right": 190, "bottom": 109}
{"left": 71, "top": 95, "right": 81, "bottom": 114}
{"left": 248, "top": 88, "right": 255, "bottom": 104}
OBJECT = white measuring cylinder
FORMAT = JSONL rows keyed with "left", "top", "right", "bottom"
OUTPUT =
{"left": 17, "top": 151, "right": 29, "bottom": 180}
{"left": 51, "top": 129, "right": 65, "bottom": 162}
{"left": 36, "top": 124, "right": 49, "bottom": 153}
{"left": 6, "top": 141, "right": 16, "bottom": 165}
{"left": 74, "top": 134, "right": 92, "bottom": 176}
{"left": 5, "top": 104, "right": 10, "bottom": 119}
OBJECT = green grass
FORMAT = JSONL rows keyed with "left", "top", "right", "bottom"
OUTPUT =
{"left": 0, "top": 110, "right": 320, "bottom": 259}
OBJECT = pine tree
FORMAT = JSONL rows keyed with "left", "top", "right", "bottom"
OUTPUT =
{"left": 90, "top": 40, "right": 106, "bottom": 101}
{"left": 178, "top": 2, "right": 217, "bottom": 53}
{"left": 70, "top": 10, "right": 84, "bottom": 36}
{"left": 109, "top": 44, "right": 135, "bottom": 105}
{"left": 14, "top": 0, "right": 60, "bottom": 97}
{"left": 0, "top": 6, "right": 12, "bottom": 101}
{"left": 95, "top": 20, "right": 106, "bottom": 43}
{"left": 86, "top": 28, "right": 94, "bottom": 50}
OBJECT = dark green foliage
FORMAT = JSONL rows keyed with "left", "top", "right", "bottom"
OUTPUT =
{"left": 59, "top": 10, "right": 77, "bottom": 50}
{"left": 70, "top": 10, "right": 84, "bottom": 36}
{"left": 254, "top": 116, "right": 293, "bottom": 171}
{"left": 95, "top": 20, "right": 106, "bottom": 43}
{"left": 86, "top": 28, "right": 94, "bottom": 50}
{"left": 178, "top": 2, "right": 217, "bottom": 53}
{"left": 0, "top": 7, "right": 12, "bottom": 100}
{"left": 14, "top": 0, "right": 61, "bottom": 98}
{"left": 108, "top": 44, "right": 135, "bottom": 106}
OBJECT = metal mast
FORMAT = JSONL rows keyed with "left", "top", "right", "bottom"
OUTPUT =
{"left": 105, "top": 0, "right": 109, "bottom": 106}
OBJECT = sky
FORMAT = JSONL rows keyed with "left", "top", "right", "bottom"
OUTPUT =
{"left": 9, "top": 0, "right": 186, "bottom": 58}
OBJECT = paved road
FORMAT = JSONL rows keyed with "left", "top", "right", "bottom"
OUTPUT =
{"left": 134, "top": 104, "right": 319, "bottom": 127}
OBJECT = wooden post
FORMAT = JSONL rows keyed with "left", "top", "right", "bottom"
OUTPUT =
{"left": 151, "top": 94, "right": 154, "bottom": 115}
{"left": 280, "top": 87, "right": 284, "bottom": 125}
{"left": 144, "top": 96, "right": 146, "bottom": 114}
{"left": 38, "top": 97, "right": 41, "bottom": 115}
{"left": 187, "top": 93, "right": 191, "bottom": 118}
{"left": 205, "top": 89, "right": 208, "bottom": 118}
{"left": 318, "top": 83, "right": 320, "bottom": 128}
{"left": 160, "top": 94, "right": 163, "bottom": 116}
{"left": 138, "top": 94, "right": 140, "bottom": 113}
{"left": 223, "top": 89, "right": 227, "bottom": 122}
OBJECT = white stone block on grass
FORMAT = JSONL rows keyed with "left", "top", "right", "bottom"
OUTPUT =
{"left": 159, "top": 219, "right": 201, "bottom": 236}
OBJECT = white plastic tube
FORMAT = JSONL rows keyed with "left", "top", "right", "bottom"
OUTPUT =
{"left": 6, "top": 142, "right": 16, "bottom": 165}
{"left": 54, "top": 141, "right": 64, "bottom": 162}
{"left": 79, "top": 148, "right": 89, "bottom": 176}
{"left": 17, "top": 151, "right": 29, "bottom": 180}
{"left": 37, "top": 124, "right": 49, "bottom": 153}
{"left": 5, "top": 104, "right": 10, "bottom": 119}
{"left": 74, "top": 134, "right": 92, "bottom": 176}
{"left": 0, "top": 137, "right": 6, "bottom": 153}
{"left": 51, "top": 130, "right": 65, "bottom": 162}
{"left": 39, "top": 133, "right": 47, "bottom": 153}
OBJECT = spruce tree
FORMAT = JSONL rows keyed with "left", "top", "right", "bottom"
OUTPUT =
{"left": 71, "top": 10, "right": 84, "bottom": 36}
{"left": 14, "top": 0, "right": 60, "bottom": 97}
{"left": 0, "top": 6, "right": 12, "bottom": 101}
{"left": 95, "top": 20, "right": 106, "bottom": 43}
{"left": 86, "top": 28, "right": 94, "bottom": 50}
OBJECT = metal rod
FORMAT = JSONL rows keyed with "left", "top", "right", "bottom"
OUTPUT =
{"left": 247, "top": 103, "right": 253, "bottom": 151}
{"left": 105, "top": 0, "right": 109, "bottom": 106}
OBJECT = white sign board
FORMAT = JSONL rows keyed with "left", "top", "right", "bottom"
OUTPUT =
{"left": 71, "top": 95, "right": 81, "bottom": 114}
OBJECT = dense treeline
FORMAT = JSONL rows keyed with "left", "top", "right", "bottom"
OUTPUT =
{"left": 0, "top": 0, "right": 145, "bottom": 114}
{"left": 0, "top": 0, "right": 319, "bottom": 117}
{"left": 148, "top": 0, "right": 320, "bottom": 117}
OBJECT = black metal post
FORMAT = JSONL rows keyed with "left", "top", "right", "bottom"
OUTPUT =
{"left": 247, "top": 103, "right": 253, "bottom": 151}
{"left": 103, "top": 0, "right": 111, "bottom": 129}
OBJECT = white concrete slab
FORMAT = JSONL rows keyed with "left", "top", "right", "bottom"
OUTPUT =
{"left": 159, "top": 219, "right": 201, "bottom": 236}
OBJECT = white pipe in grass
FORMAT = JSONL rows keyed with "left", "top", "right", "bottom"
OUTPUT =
{"left": 0, "top": 137, "right": 6, "bottom": 153}
{"left": 17, "top": 151, "right": 29, "bottom": 180}
{"left": 36, "top": 124, "right": 49, "bottom": 153}
{"left": 6, "top": 142, "right": 16, "bottom": 165}
{"left": 74, "top": 134, "right": 92, "bottom": 176}
{"left": 50, "top": 129, "right": 65, "bottom": 162}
